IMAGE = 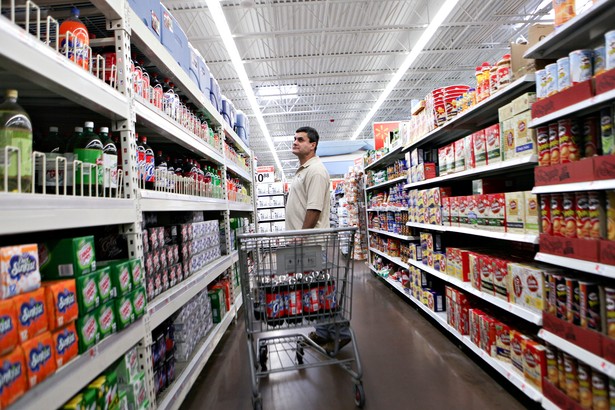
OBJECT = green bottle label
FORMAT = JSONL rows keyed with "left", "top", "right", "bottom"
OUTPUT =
{"left": 74, "top": 148, "right": 103, "bottom": 185}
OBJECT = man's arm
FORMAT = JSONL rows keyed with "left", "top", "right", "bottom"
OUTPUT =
{"left": 302, "top": 209, "right": 321, "bottom": 229}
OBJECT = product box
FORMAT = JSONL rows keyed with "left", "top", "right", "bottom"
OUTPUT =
{"left": 487, "top": 193, "right": 506, "bottom": 231}
{"left": 479, "top": 255, "right": 495, "bottom": 295}
{"left": 468, "top": 252, "right": 481, "bottom": 291}
{"left": 438, "top": 147, "right": 448, "bottom": 176}
{"left": 0, "top": 244, "right": 41, "bottom": 299}
{"left": 270, "top": 195, "right": 284, "bottom": 207}
{"left": 96, "top": 301, "right": 117, "bottom": 340}
{"left": 52, "top": 323, "right": 78, "bottom": 368}
{"left": 96, "top": 267, "right": 116, "bottom": 303}
{"left": 469, "top": 309, "right": 484, "bottom": 346}
{"left": 458, "top": 196, "right": 469, "bottom": 227}
{"left": 524, "top": 340, "right": 547, "bottom": 392}
{"left": 88, "top": 374, "right": 116, "bottom": 410}
{"left": 524, "top": 191, "right": 540, "bottom": 233}
{"left": 44, "top": 280, "right": 78, "bottom": 331}
{"left": 14, "top": 288, "right": 48, "bottom": 343}
{"left": 97, "top": 260, "right": 132, "bottom": 296}
{"left": 492, "top": 257, "right": 509, "bottom": 301}
{"left": 129, "top": 259, "right": 144, "bottom": 289}
{"left": 271, "top": 208, "right": 286, "bottom": 221}
{"left": 119, "top": 371, "right": 148, "bottom": 409}
{"left": 76, "top": 310, "right": 100, "bottom": 353}
{"left": 510, "top": 330, "right": 529, "bottom": 374}
{"left": 512, "top": 92, "right": 536, "bottom": 115}
{"left": 0, "top": 346, "right": 27, "bottom": 408}
{"left": 473, "top": 130, "right": 487, "bottom": 167}
{"left": 22, "top": 331, "right": 56, "bottom": 388}
{"left": 505, "top": 191, "right": 526, "bottom": 233}
{"left": 258, "top": 223, "right": 271, "bottom": 233}
{"left": 523, "top": 265, "right": 546, "bottom": 313}
{"left": 514, "top": 111, "right": 537, "bottom": 158}
{"left": 130, "top": 287, "right": 147, "bottom": 319}
{"left": 76, "top": 272, "right": 100, "bottom": 314}
{"left": 39, "top": 236, "right": 96, "bottom": 278}
{"left": 475, "top": 195, "right": 489, "bottom": 228}
{"left": 495, "top": 321, "right": 512, "bottom": 362}
{"left": 509, "top": 263, "right": 527, "bottom": 308}
{"left": 479, "top": 315, "right": 497, "bottom": 357}
{"left": 208, "top": 288, "right": 226, "bottom": 323}
{"left": 445, "top": 144, "right": 456, "bottom": 174}
{"left": 0, "top": 299, "right": 18, "bottom": 355}
{"left": 458, "top": 249, "right": 472, "bottom": 282}
{"left": 454, "top": 139, "right": 466, "bottom": 172}
{"left": 423, "top": 289, "right": 445, "bottom": 312}
{"left": 498, "top": 102, "right": 515, "bottom": 122}
{"left": 450, "top": 197, "right": 459, "bottom": 227}
{"left": 441, "top": 197, "right": 451, "bottom": 226}
{"left": 257, "top": 209, "right": 271, "bottom": 221}
{"left": 464, "top": 135, "right": 476, "bottom": 170}
{"left": 501, "top": 119, "right": 516, "bottom": 161}
{"left": 115, "top": 346, "right": 139, "bottom": 384}
{"left": 485, "top": 124, "right": 502, "bottom": 164}
{"left": 115, "top": 294, "right": 135, "bottom": 331}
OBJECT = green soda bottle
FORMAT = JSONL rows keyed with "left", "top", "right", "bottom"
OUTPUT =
{"left": 0, "top": 89, "right": 33, "bottom": 192}
{"left": 74, "top": 121, "right": 103, "bottom": 195}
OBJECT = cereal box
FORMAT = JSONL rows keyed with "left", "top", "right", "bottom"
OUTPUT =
{"left": 467, "top": 195, "right": 478, "bottom": 228}
{"left": 479, "top": 255, "right": 495, "bottom": 295}
{"left": 96, "top": 267, "right": 116, "bottom": 303}
{"left": 52, "top": 323, "right": 78, "bottom": 368}
{"left": 39, "top": 236, "right": 96, "bottom": 278}
{"left": 0, "top": 299, "right": 18, "bottom": 356}
{"left": 445, "top": 143, "right": 455, "bottom": 175}
{"left": 44, "top": 280, "right": 79, "bottom": 331}
{"left": 458, "top": 196, "right": 469, "bottom": 227}
{"left": 441, "top": 197, "right": 451, "bottom": 226}
{"left": 97, "top": 260, "right": 132, "bottom": 296}
{"left": 485, "top": 124, "right": 501, "bottom": 164}
{"left": 523, "top": 340, "right": 546, "bottom": 392}
{"left": 14, "top": 288, "right": 48, "bottom": 343}
{"left": 0, "top": 244, "right": 41, "bottom": 299}
{"left": 514, "top": 111, "right": 537, "bottom": 158}
{"left": 510, "top": 330, "right": 528, "bottom": 374}
{"left": 501, "top": 119, "right": 515, "bottom": 161}
{"left": 469, "top": 309, "right": 483, "bottom": 346}
{"left": 505, "top": 192, "right": 525, "bottom": 233}
{"left": 76, "top": 310, "right": 100, "bottom": 353}
{"left": 512, "top": 92, "right": 536, "bottom": 115}
{"left": 492, "top": 258, "right": 509, "bottom": 301}
{"left": 473, "top": 130, "right": 487, "bottom": 167}
{"left": 0, "top": 346, "right": 27, "bottom": 408}
{"left": 458, "top": 250, "right": 472, "bottom": 282}
{"left": 523, "top": 265, "right": 546, "bottom": 313}
{"left": 423, "top": 289, "right": 445, "bottom": 312}
{"left": 22, "top": 331, "right": 56, "bottom": 388}
{"left": 76, "top": 272, "right": 100, "bottom": 314}
{"left": 495, "top": 321, "right": 511, "bottom": 362}
{"left": 524, "top": 191, "right": 539, "bottom": 233}
{"left": 487, "top": 193, "right": 506, "bottom": 231}
{"left": 114, "top": 294, "right": 135, "bottom": 330}
{"left": 438, "top": 146, "right": 448, "bottom": 176}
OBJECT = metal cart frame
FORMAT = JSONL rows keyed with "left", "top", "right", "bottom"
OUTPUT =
{"left": 238, "top": 227, "right": 364, "bottom": 409}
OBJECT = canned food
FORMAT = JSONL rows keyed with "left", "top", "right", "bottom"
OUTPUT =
{"left": 563, "top": 193, "right": 577, "bottom": 238}
{"left": 557, "top": 57, "right": 571, "bottom": 92}
{"left": 545, "top": 63, "right": 558, "bottom": 97}
{"left": 601, "top": 107, "right": 614, "bottom": 155}
{"left": 583, "top": 116, "right": 599, "bottom": 157}
{"left": 551, "top": 193, "right": 564, "bottom": 237}
{"left": 606, "top": 30, "right": 615, "bottom": 70}
{"left": 578, "top": 281, "right": 600, "bottom": 331}
{"left": 564, "top": 352, "right": 579, "bottom": 401}
{"left": 570, "top": 49, "right": 593, "bottom": 84}
{"left": 555, "top": 274, "right": 567, "bottom": 320}
{"left": 607, "top": 191, "right": 615, "bottom": 241}
{"left": 537, "top": 126, "right": 550, "bottom": 166}
{"left": 566, "top": 277, "right": 580, "bottom": 325}
{"left": 559, "top": 118, "right": 580, "bottom": 163}
{"left": 557, "top": 349, "right": 566, "bottom": 390}
{"left": 549, "top": 123, "right": 560, "bottom": 165}
{"left": 592, "top": 371, "right": 608, "bottom": 410}
{"left": 541, "top": 194, "right": 552, "bottom": 235}
{"left": 594, "top": 45, "right": 606, "bottom": 76}
{"left": 605, "top": 287, "right": 615, "bottom": 339}
{"left": 545, "top": 344, "right": 559, "bottom": 387}
{"left": 578, "top": 362, "right": 592, "bottom": 408}
{"left": 576, "top": 192, "right": 590, "bottom": 239}
{"left": 588, "top": 191, "right": 604, "bottom": 239}
{"left": 535, "top": 69, "right": 547, "bottom": 100}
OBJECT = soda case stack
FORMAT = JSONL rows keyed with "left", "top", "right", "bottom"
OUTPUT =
{"left": 39, "top": 235, "right": 145, "bottom": 354}
{"left": 60, "top": 346, "right": 147, "bottom": 410}
{"left": 172, "top": 290, "right": 213, "bottom": 362}
{"left": 151, "top": 321, "right": 176, "bottom": 398}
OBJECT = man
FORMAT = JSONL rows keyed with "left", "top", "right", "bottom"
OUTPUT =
{"left": 285, "top": 126, "right": 351, "bottom": 353}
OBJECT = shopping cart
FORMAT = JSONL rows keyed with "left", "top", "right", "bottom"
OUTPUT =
{"left": 238, "top": 227, "right": 364, "bottom": 410}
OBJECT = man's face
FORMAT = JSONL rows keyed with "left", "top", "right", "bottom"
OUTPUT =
{"left": 291, "top": 132, "right": 316, "bottom": 157}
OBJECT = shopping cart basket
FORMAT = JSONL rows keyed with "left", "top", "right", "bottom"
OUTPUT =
{"left": 238, "top": 227, "right": 364, "bottom": 409}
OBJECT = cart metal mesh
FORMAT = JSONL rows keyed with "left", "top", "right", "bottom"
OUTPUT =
{"left": 237, "top": 227, "right": 364, "bottom": 409}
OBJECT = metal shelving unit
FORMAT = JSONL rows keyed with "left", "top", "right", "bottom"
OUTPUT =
{"left": 370, "top": 247, "right": 410, "bottom": 270}
{"left": 365, "top": 174, "right": 407, "bottom": 191}
{"left": 367, "top": 228, "right": 417, "bottom": 241}
{"left": 534, "top": 253, "right": 615, "bottom": 279}
{"left": 529, "top": 88, "right": 615, "bottom": 128}
{"left": 532, "top": 179, "right": 615, "bottom": 194}
{"left": 405, "top": 222, "right": 539, "bottom": 244}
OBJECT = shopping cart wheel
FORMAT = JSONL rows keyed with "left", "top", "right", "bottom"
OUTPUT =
{"left": 252, "top": 395, "right": 262, "bottom": 410}
{"left": 259, "top": 346, "right": 268, "bottom": 371}
{"left": 296, "top": 344, "right": 304, "bottom": 365}
{"left": 353, "top": 383, "right": 365, "bottom": 408}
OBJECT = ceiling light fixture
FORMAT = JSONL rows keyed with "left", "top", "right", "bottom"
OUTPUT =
{"left": 350, "top": 0, "right": 460, "bottom": 140}
{"left": 205, "top": 0, "right": 285, "bottom": 178}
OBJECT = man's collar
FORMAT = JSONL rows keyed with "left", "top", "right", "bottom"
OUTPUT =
{"left": 298, "top": 155, "right": 320, "bottom": 170}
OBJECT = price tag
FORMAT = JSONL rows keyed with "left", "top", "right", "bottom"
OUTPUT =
{"left": 89, "top": 345, "right": 99, "bottom": 358}
{"left": 256, "top": 166, "right": 275, "bottom": 183}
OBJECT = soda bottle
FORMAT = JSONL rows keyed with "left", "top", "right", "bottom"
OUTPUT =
{"left": 74, "top": 121, "right": 103, "bottom": 195}
{"left": 113, "top": 134, "right": 122, "bottom": 186}
{"left": 154, "top": 150, "right": 167, "bottom": 190}
{"left": 140, "top": 136, "right": 155, "bottom": 189}
{"left": 265, "top": 277, "right": 285, "bottom": 328}
{"left": 0, "top": 90, "right": 33, "bottom": 193}
{"left": 136, "top": 133, "right": 145, "bottom": 184}
{"left": 59, "top": 7, "right": 89, "bottom": 70}
{"left": 166, "top": 155, "right": 175, "bottom": 191}
{"left": 35, "top": 126, "right": 65, "bottom": 194}
{"left": 38, "top": 126, "right": 63, "bottom": 153}
{"left": 100, "top": 127, "right": 118, "bottom": 196}
{"left": 284, "top": 276, "right": 303, "bottom": 325}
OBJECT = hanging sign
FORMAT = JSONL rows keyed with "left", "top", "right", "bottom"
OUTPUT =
{"left": 256, "top": 166, "right": 275, "bottom": 183}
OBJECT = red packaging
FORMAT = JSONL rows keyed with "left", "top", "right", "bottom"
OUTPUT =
{"left": 588, "top": 191, "right": 604, "bottom": 239}
{"left": 488, "top": 193, "right": 506, "bottom": 231}
{"left": 495, "top": 321, "right": 512, "bottom": 362}
{"left": 459, "top": 249, "right": 472, "bottom": 282}
{"left": 524, "top": 340, "right": 547, "bottom": 392}
{"left": 541, "top": 194, "right": 552, "bottom": 235}
{"left": 441, "top": 197, "right": 451, "bottom": 226}
{"left": 52, "top": 323, "right": 79, "bottom": 369}
{"left": 0, "top": 299, "right": 18, "bottom": 356}
{"left": 476, "top": 194, "right": 489, "bottom": 228}
{"left": 537, "top": 126, "right": 550, "bottom": 166}
{"left": 583, "top": 116, "right": 599, "bottom": 157}
{"left": 559, "top": 118, "right": 580, "bottom": 163}
{"left": 510, "top": 330, "right": 529, "bottom": 374}
{"left": 458, "top": 196, "right": 469, "bottom": 226}
{"left": 479, "top": 255, "right": 495, "bottom": 295}
{"left": 43, "top": 280, "right": 79, "bottom": 331}
{"left": 549, "top": 123, "right": 560, "bottom": 166}
{"left": 492, "top": 258, "right": 509, "bottom": 301}
{"left": 450, "top": 197, "right": 460, "bottom": 227}
{"left": 21, "top": 331, "right": 56, "bottom": 388}
{"left": 563, "top": 192, "right": 577, "bottom": 238}
{"left": 470, "top": 309, "right": 484, "bottom": 346}
{"left": 575, "top": 192, "right": 590, "bottom": 239}
{"left": 480, "top": 316, "right": 497, "bottom": 356}
{"left": 551, "top": 194, "right": 564, "bottom": 237}
{"left": 457, "top": 295, "right": 471, "bottom": 335}
{"left": 14, "top": 288, "right": 48, "bottom": 343}
{"left": 469, "top": 252, "right": 481, "bottom": 291}
{"left": 0, "top": 346, "right": 27, "bottom": 408}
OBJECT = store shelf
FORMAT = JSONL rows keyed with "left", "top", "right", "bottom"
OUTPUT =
{"left": 367, "top": 228, "right": 418, "bottom": 241}
{"left": 231, "top": 250, "right": 239, "bottom": 264}
{"left": 140, "top": 190, "right": 228, "bottom": 212}
{"left": 135, "top": 100, "right": 224, "bottom": 164}
{"left": 524, "top": 0, "right": 615, "bottom": 59}
{"left": 374, "top": 271, "right": 543, "bottom": 403}
{"left": 538, "top": 329, "right": 615, "bottom": 378}
{"left": 369, "top": 247, "right": 410, "bottom": 269}
{"left": 405, "top": 222, "right": 539, "bottom": 244}
{"left": 541, "top": 396, "right": 559, "bottom": 410}
{"left": 0, "top": 194, "right": 136, "bottom": 235}
{"left": 406, "top": 258, "right": 543, "bottom": 325}
{"left": 529, "top": 88, "right": 615, "bottom": 128}
{"left": 228, "top": 202, "right": 254, "bottom": 212}
{"left": 222, "top": 126, "right": 250, "bottom": 155}
{"left": 0, "top": 16, "right": 130, "bottom": 120}
{"left": 257, "top": 193, "right": 286, "bottom": 197}
{"left": 257, "top": 205, "right": 285, "bottom": 210}
{"left": 225, "top": 160, "right": 252, "bottom": 182}
{"left": 403, "top": 74, "right": 536, "bottom": 152}
{"left": 11, "top": 318, "right": 145, "bottom": 410}
{"left": 157, "top": 306, "right": 236, "bottom": 410}
{"left": 404, "top": 156, "right": 538, "bottom": 189}
{"left": 365, "top": 175, "right": 408, "bottom": 191}
{"left": 90, "top": 0, "right": 125, "bottom": 19}
{"left": 532, "top": 179, "right": 615, "bottom": 194}
{"left": 148, "top": 255, "right": 233, "bottom": 329}
{"left": 259, "top": 218, "right": 285, "bottom": 223}
{"left": 364, "top": 144, "right": 405, "bottom": 171}
{"left": 535, "top": 252, "right": 615, "bottom": 279}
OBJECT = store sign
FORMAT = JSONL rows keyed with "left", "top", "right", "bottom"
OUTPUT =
{"left": 372, "top": 121, "right": 400, "bottom": 150}
{"left": 256, "top": 166, "right": 275, "bottom": 183}
{"left": 354, "top": 156, "right": 364, "bottom": 171}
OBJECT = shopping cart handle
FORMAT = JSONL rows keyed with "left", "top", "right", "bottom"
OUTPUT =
{"left": 238, "top": 226, "right": 357, "bottom": 239}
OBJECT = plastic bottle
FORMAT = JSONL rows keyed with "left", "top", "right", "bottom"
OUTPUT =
{"left": 100, "top": 127, "right": 117, "bottom": 194}
{"left": 166, "top": 155, "right": 175, "bottom": 191}
{"left": 59, "top": 7, "right": 89, "bottom": 70}
{"left": 74, "top": 121, "right": 103, "bottom": 194}
{"left": 35, "top": 126, "right": 64, "bottom": 193}
{"left": 39, "top": 126, "right": 62, "bottom": 153}
{"left": 154, "top": 150, "right": 167, "bottom": 190}
{"left": 139, "top": 136, "right": 155, "bottom": 189}
{"left": 481, "top": 62, "right": 491, "bottom": 100}
{"left": 0, "top": 89, "right": 32, "bottom": 193}
{"left": 474, "top": 66, "right": 483, "bottom": 101}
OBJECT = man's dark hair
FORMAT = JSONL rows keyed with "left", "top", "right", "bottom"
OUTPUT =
{"left": 296, "top": 126, "right": 320, "bottom": 151}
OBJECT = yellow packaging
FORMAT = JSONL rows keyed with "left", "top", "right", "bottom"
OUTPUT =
{"left": 498, "top": 103, "right": 514, "bottom": 122}
{"left": 523, "top": 265, "right": 546, "bottom": 313}
{"left": 505, "top": 192, "right": 525, "bottom": 234}
{"left": 554, "top": 0, "right": 575, "bottom": 28}
{"left": 501, "top": 119, "right": 516, "bottom": 161}
{"left": 607, "top": 191, "right": 615, "bottom": 241}
{"left": 514, "top": 111, "right": 537, "bottom": 158}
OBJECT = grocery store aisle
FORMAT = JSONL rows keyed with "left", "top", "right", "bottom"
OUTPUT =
{"left": 182, "top": 262, "right": 534, "bottom": 410}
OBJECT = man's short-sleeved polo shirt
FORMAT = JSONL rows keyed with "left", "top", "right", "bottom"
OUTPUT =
{"left": 285, "top": 156, "right": 331, "bottom": 230}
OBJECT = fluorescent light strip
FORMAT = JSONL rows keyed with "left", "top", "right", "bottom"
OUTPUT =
{"left": 350, "top": 0, "right": 460, "bottom": 140}
{"left": 205, "top": 0, "right": 285, "bottom": 178}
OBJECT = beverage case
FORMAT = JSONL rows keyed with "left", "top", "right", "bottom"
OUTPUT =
{"left": 114, "top": 294, "right": 135, "bottom": 330}
{"left": 97, "top": 260, "right": 132, "bottom": 296}
{"left": 76, "top": 271, "right": 101, "bottom": 314}
{"left": 76, "top": 310, "right": 100, "bottom": 353}
{"left": 0, "top": 244, "right": 41, "bottom": 300}
{"left": 0, "top": 299, "right": 18, "bottom": 355}
{"left": 96, "top": 301, "right": 117, "bottom": 340}
{"left": 14, "top": 288, "right": 48, "bottom": 343}
{"left": 52, "top": 323, "right": 79, "bottom": 368}
{"left": 130, "top": 287, "right": 147, "bottom": 319}
{"left": 129, "top": 258, "right": 144, "bottom": 288}
{"left": 39, "top": 236, "right": 97, "bottom": 278}
{"left": 21, "top": 331, "right": 56, "bottom": 388}
{"left": 44, "top": 279, "right": 79, "bottom": 331}
{"left": 0, "top": 346, "right": 27, "bottom": 408}
{"left": 96, "top": 267, "right": 116, "bottom": 303}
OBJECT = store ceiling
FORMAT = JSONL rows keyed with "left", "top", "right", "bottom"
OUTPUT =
{"left": 165, "top": 0, "right": 551, "bottom": 178}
